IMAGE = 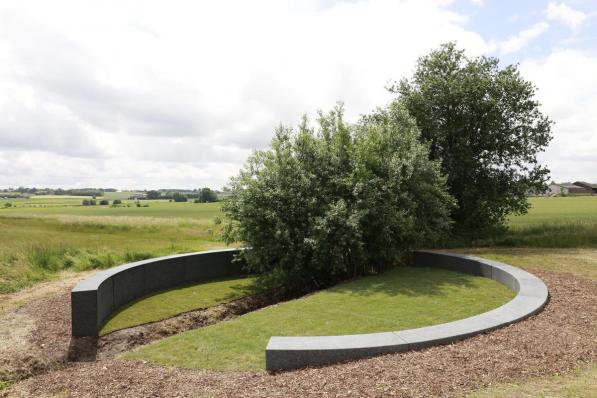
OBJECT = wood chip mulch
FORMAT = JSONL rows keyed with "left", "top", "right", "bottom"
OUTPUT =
{"left": 4, "top": 270, "right": 597, "bottom": 398}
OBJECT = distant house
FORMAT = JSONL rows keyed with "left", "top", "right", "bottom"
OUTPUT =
{"left": 573, "top": 181, "right": 597, "bottom": 195}
{"left": 548, "top": 183, "right": 592, "bottom": 196}
{"left": 548, "top": 184, "right": 569, "bottom": 196}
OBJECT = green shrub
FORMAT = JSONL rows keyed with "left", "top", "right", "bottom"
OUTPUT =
{"left": 172, "top": 192, "right": 188, "bottom": 202}
{"left": 113, "top": 199, "right": 122, "bottom": 205}
{"left": 223, "top": 103, "right": 454, "bottom": 293}
{"left": 196, "top": 187, "right": 218, "bottom": 203}
{"left": 99, "top": 199, "right": 109, "bottom": 205}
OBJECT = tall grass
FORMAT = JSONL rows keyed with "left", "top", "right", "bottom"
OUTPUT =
{"left": 0, "top": 246, "right": 167, "bottom": 294}
{"left": 0, "top": 211, "right": 225, "bottom": 294}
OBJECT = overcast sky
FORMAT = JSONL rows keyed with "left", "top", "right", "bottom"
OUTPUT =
{"left": 0, "top": 0, "right": 595, "bottom": 190}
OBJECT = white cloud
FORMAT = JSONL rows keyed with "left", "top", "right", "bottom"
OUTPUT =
{"left": 0, "top": 0, "right": 490, "bottom": 189}
{"left": 546, "top": 2, "right": 587, "bottom": 29}
{"left": 469, "top": 0, "right": 484, "bottom": 6}
{"left": 521, "top": 49, "right": 597, "bottom": 183}
{"left": 497, "top": 21, "right": 550, "bottom": 54}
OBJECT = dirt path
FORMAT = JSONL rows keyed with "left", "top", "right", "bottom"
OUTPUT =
{"left": 3, "top": 269, "right": 596, "bottom": 398}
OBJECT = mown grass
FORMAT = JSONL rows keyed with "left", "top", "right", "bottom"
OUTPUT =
{"left": 100, "top": 276, "right": 256, "bottom": 335}
{"left": 458, "top": 247, "right": 597, "bottom": 281}
{"left": 126, "top": 267, "right": 515, "bottom": 371}
{"left": 463, "top": 362, "right": 597, "bottom": 398}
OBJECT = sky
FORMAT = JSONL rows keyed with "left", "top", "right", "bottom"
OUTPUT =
{"left": 0, "top": 0, "right": 595, "bottom": 190}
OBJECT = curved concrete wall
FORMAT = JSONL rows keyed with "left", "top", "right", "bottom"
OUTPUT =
{"left": 71, "top": 249, "right": 244, "bottom": 337}
{"left": 265, "top": 250, "right": 549, "bottom": 371}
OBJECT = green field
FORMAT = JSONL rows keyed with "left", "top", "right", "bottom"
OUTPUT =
{"left": 101, "top": 276, "right": 256, "bottom": 335}
{"left": 126, "top": 267, "right": 515, "bottom": 370}
{"left": 503, "top": 196, "right": 597, "bottom": 247}
{"left": 0, "top": 200, "right": 224, "bottom": 293}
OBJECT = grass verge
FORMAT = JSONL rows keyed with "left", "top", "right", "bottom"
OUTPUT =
{"left": 463, "top": 362, "right": 597, "bottom": 398}
{"left": 126, "top": 266, "right": 515, "bottom": 371}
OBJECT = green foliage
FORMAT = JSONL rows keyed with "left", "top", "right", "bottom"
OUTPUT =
{"left": 112, "top": 199, "right": 122, "bottom": 205}
{"left": 394, "top": 42, "right": 553, "bottom": 233}
{"left": 172, "top": 192, "right": 188, "bottom": 202}
{"left": 99, "top": 199, "right": 109, "bottom": 205}
{"left": 196, "top": 187, "right": 219, "bottom": 203}
{"left": 223, "top": 103, "right": 454, "bottom": 293}
{"left": 146, "top": 190, "right": 161, "bottom": 199}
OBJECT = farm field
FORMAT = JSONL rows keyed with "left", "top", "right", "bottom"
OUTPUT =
{"left": 0, "top": 199, "right": 224, "bottom": 294}
{"left": 502, "top": 196, "right": 597, "bottom": 247}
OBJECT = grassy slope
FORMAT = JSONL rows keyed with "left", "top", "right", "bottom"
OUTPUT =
{"left": 100, "top": 276, "right": 256, "bottom": 335}
{"left": 0, "top": 201, "right": 224, "bottom": 293}
{"left": 126, "top": 267, "right": 515, "bottom": 371}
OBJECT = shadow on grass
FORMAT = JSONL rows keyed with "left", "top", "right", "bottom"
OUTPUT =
{"left": 330, "top": 266, "right": 478, "bottom": 298}
{"left": 100, "top": 275, "right": 258, "bottom": 334}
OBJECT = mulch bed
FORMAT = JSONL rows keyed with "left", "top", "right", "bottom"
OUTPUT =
{"left": 3, "top": 270, "right": 597, "bottom": 398}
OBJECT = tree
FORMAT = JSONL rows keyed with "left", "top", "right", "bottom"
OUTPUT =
{"left": 146, "top": 190, "right": 161, "bottom": 200}
{"left": 197, "top": 187, "right": 218, "bottom": 203}
{"left": 393, "top": 43, "right": 552, "bottom": 232}
{"left": 223, "top": 103, "right": 454, "bottom": 293}
{"left": 172, "top": 192, "right": 188, "bottom": 202}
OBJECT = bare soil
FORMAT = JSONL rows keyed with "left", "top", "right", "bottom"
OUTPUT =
{"left": 2, "top": 269, "right": 596, "bottom": 398}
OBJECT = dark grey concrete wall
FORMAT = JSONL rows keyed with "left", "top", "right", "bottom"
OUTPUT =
{"left": 265, "top": 250, "right": 548, "bottom": 371}
{"left": 71, "top": 249, "right": 244, "bottom": 337}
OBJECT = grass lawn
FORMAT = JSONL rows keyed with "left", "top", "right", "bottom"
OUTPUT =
{"left": 462, "top": 362, "right": 597, "bottom": 398}
{"left": 100, "top": 276, "right": 256, "bottom": 335}
{"left": 459, "top": 247, "right": 597, "bottom": 281}
{"left": 126, "top": 266, "right": 515, "bottom": 371}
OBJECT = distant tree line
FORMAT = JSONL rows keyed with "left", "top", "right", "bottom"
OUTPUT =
{"left": 145, "top": 187, "right": 219, "bottom": 202}
{"left": 3, "top": 187, "right": 110, "bottom": 197}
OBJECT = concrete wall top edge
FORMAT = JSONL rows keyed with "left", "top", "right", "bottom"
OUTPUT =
{"left": 72, "top": 248, "right": 242, "bottom": 292}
